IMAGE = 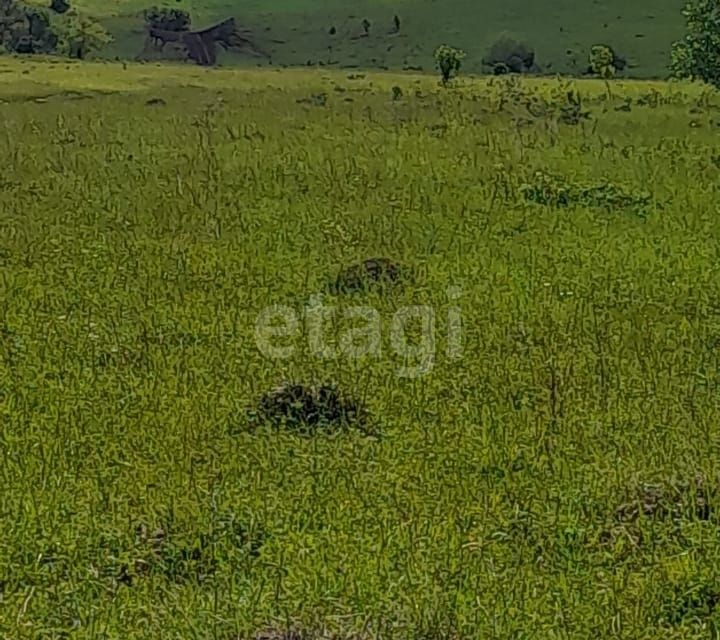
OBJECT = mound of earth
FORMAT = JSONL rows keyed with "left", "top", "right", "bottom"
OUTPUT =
{"left": 328, "top": 257, "right": 406, "bottom": 294}
{"left": 249, "top": 382, "right": 367, "bottom": 434}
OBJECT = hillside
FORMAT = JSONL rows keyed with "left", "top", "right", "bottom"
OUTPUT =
{"left": 37, "top": 0, "right": 686, "bottom": 78}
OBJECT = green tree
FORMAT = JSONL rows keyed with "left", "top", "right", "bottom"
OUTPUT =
{"left": 589, "top": 44, "right": 616, "bottom": 78}
{"left": 434, "top": 44, "right": 466, "bottom": 85}
{"left": 143, "top": 6, "right": 190, "bottom": 31}
{"left": 55, "top": 11, "right": 112, "bottom": 59}
{"left": 671, "top": 0, "right": 720, "bottom": 87}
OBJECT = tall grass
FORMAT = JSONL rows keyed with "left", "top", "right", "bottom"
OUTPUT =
{"left": 1, "top": 60, "right": 720, "bottom": 639}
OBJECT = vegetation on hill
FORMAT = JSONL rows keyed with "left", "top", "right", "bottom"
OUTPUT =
{"left": 1, "top": 0, "right": 688, "bottom": 77}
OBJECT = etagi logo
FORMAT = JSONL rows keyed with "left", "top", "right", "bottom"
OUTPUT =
{"left": 254, "top": 286, "right": 463, "bottom": 379}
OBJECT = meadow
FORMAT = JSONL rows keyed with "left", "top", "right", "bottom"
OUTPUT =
{"left": 2, "top": 57, "right": 720, "bottom": 638}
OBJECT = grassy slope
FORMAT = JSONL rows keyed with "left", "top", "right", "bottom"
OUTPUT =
{"left": 2, "top": 58, "right": 720, "bottom": 639}
{"left": 41, "top": 0, "right": 686, "bottom": 78}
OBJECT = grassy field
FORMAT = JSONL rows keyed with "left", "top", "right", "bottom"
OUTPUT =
{"left": 2, "top": 57, "right": 720, "bottom": 639}
{"left": 25, "top": 0, "right": 686, "bottom": 78}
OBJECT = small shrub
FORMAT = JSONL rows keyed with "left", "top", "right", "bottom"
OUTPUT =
{"left": 434, "top": 44, "right": 466, "bottom": 85}
{"left": 483, "top": 35, "right": 537, "bottom": 75}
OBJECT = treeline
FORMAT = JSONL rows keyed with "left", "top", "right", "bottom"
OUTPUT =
{"left": 0, "top": 0, "right": 110, "bottom": 59}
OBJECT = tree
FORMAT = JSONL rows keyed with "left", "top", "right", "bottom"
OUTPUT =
{"left": 0, "top": 0, "right": 29, "bottom": 51}
{"left": 483, "top": 35, "right": 537, "bottom": 75}
{"left": 55, "top": 11, "right": 112, "bottom": 59}
{"left": 0, "top": 2, "right": 58, "bottom": 54}
{"left": 143, "top": 6, "right": 190, "bottom": 32}
{"left": 671, "top": 0, "right": 720, "bottom": 88}
{"left": 589, "top": 44, "right": 616, "bottom": 78}
{"left": 434, "top": 44, "right": 465, "bottom": 85}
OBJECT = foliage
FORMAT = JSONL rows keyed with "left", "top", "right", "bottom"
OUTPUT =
{"left": 434, "top": 44, "right": 466, "bottom": 84}
{"left": 143, "top": 5, "right": 191, "bottom": 31}
{"left": 0, "top": 0, "right": 110, "bottom": 59}
{"left": 483, "top": 34, "right": 537, "bottom": 75}
{"left": 589, "top": 44, "right": 616, "bottom": 78}
{"left": 671, "top": 0, "right": 720, "bottom": 88}
{"left": 0, "top": 1, "right": 57, "bottom": 54}
{"left": 554, "top": 86, "right": 592, "bottom": 124}
{"left": 54, "top": 10, "right": 112, "bottom": 59}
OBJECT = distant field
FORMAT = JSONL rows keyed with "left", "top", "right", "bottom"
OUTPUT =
{"left": 2, "top": 58, "right": 720, "bottom": 639}
{"left": 30, "top": 0, "right": 686, "bottom": 78}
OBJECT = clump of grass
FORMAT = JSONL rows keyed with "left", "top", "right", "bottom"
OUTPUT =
{"left": 116, "top": 516, "right": 266, "bottom": 586}
{"left": 327, "top": 257, "right": 407, "bottom": 295}
{"left": 520, "top": 170, "right": 653, "bottom": 212}
{"left": 555, "top": 88, "right": 591, "bottom": 124}
{"left": 615, "top": 473, "right": 715, "bottom": 525}
{"left": 249, "top": 382, "right": 367, "bottom": 434}
{"left": 296, "top": 92, "right": 328, "bottom": 106}
{"left": 658, "top": 577, "right": 720, "bottom": 627}
{"left": 600, "top": 474, "right": 717, "bottom": 555}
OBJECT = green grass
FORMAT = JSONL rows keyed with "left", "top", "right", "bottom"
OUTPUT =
{"left": 27, "top": 0, "right": 686, "bottom": 78}
{"left": 2, "top": 58, "right": 720, "bottom": 638}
